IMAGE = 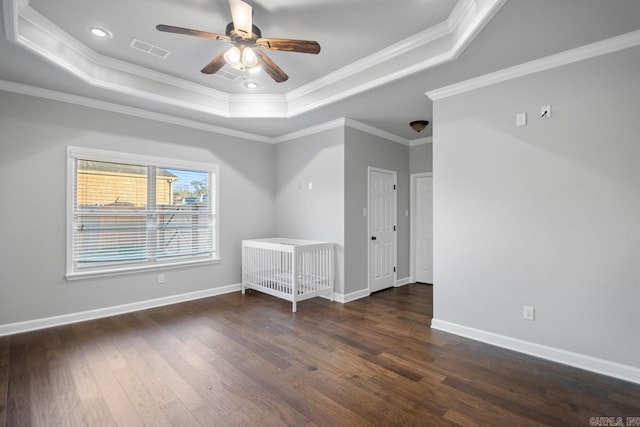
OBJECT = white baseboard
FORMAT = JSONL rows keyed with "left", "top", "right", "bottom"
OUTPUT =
{"left": 431, "top": 318, "right": 640, "bottom": 385}
{"left": 333, "top": 288, "right": 371, "bottom": 304}
{"left": 395, "top": 277, "right": 411, "bottom": 287}
{"left": 0, "top": 283, "right": 241, "bottom": 337}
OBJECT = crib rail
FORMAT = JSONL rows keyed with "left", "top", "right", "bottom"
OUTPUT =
{"left": 241, "top": 238, "right": 334, "bottom": 312}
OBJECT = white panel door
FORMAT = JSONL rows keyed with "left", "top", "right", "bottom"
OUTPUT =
{"left": 414, "top": 175, "right": 433, "bottom": 284}
{"left": 369, "top": 168, "right": 396, "bottom": 293}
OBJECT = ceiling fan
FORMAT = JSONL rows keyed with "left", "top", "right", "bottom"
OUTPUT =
{"left": 156, "top": 0, "right": 321, "bottom": 83}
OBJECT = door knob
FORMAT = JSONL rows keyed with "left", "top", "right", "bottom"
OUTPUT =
{"left": 371, "top": 236, "right": 377, "bottom": 240}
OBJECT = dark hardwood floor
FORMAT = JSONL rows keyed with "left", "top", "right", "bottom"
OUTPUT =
{"left": 1, "top": 284, "right": 639, "bottom": 426}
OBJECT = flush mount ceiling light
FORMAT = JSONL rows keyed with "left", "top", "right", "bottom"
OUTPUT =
{"left": 410, "top": 120, "right": 430, "bottom": 133}
{"left": 243, "top": 81, "right": 259, "bottom": 89}
{"left": 90, "top": 27, "right": 112, "bottom": 38}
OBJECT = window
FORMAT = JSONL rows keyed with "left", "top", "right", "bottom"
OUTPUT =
{"left": 67, "top": 146, "right": 219, "bottom": 279}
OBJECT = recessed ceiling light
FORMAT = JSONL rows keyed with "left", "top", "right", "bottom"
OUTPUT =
{"left": 243, "top": 81, "right": 259, "bottom": 89}
{"left": 90, "top": 27, "right": 112, "bottom": 38}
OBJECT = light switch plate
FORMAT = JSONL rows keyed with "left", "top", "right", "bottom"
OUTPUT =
{"left": 516, "top": 112, "right": 527, "bottom": 127}
{"left": 541, "top": 105, "right": 551, "bottom": 119}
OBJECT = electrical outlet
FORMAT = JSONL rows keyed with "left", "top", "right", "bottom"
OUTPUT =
{"left": 158, "top": 273, "right": 165, "bottom": 284}
{"left": 523, "top": 306, "right": 535, "bottom": 321}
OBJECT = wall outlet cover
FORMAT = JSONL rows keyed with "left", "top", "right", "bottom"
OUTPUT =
{"left": 524, "top": 306, "right": 535, "bottom": 321}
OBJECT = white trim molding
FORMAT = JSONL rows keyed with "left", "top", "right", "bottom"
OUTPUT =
{"left": 410, "top": 137, "right": 433, "bottom": 146}
{"left": 395, "top": 277, "right": 411, "bottom": 287}
{"left": 0, "top": 80, "right": 272, "bottom": 143}
{"left": 426, "top": 29, "right": 640, "bottom": 101}
{"left": 333, "top": 288, "right": 371, "bottom": 304}
{"left": 3, "top": 0, "right": 506, "bottom": 119}
{"left": 410, "top": 172, "right": 433, "bottom": 286}
{"left": 346, "top": 119, "right": 409, "bottom": 145}
{"left": 431, "top": 319, "right": 640, "bottom": 385}
{"left": 0, "top": 284, "right": 242, "bottom": 337}
{"left": 0, "top": 81, "right": 415, "bottom": 146}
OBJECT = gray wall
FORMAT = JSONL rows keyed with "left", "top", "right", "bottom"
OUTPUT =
{"left": 432, "top": 46, "right": 640, "bottom": 368}
{"left": 409, "top": 142, "right": 432, "bottom": 174}
{"left": 274, "top": 127, "right": 345, "bottom": 294}
{"left": 345, "top": 127, "right": 410, "bottom": 295}
{"left": 0, "top": 91, "right": 276, "bottom": 325}
{"left": 0, "top": 92, "right": 412, "bottom": 326}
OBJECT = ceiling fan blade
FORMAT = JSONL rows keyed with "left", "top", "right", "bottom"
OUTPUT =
{"left": 229, "top": 0, "right": 252, "bottom": 38}
{"left": 255, "top": 50, "right": 288, "bottom": 83}
{"left": 200, "top": 52, "right": 227, "bottom": 75}
{"left": 256, "top": 38, "right": 320, "bottom": 54}
{"left": 156, "top": 24, "right": 230, "bottom": 42}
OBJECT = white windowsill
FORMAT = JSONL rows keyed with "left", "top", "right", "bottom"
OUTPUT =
{"left": 65, "top": 257, "right": 221, "bottom": 281}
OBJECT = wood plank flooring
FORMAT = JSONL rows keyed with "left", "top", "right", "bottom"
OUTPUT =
{"left": 1, "top": 284, "right": 639, "bottom": 426}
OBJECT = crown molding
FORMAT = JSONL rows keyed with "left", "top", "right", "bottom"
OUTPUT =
{"left": 272, "top": 118, "right": 346, "bottom": 144}
{"left": 285, "top": 20, "right": 451, "bottom": 103}
{"left": 0, "top": 79, "right": 410, "bottom": 146}
{"left": 272, "top": 117, "right": 410, "bottom": 145}
{"left": 284, "top": 0, "right": 508, "bottom": 116}
{"left": 0, "top": 79, "right": 272, "bottom": 143}
{"left": 5, "top": 0, "right": 506, "bottom": 119}
{"left": 345, "top": 119, "right": 410, "bottom": 145}
{"left": 427, "top": 29, "right": 640, "bottom": 101}
{"left": 410, "top": 137, "right": 433, "bottom": 146}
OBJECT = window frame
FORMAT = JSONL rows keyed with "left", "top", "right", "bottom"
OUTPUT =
{"left": 66, "top": 146, "right": 220, "bottom": 280}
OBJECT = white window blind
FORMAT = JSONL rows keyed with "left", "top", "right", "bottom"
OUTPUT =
{"left": 67, "top": 147, "right": 219, "bottom": 278}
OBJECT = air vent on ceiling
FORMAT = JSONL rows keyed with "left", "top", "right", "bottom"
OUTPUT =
{"left": 129, "top": 39, "right": 170, "bottom": 59}
{"left": 215, "top": 69, "right": 241, "bottom": 81}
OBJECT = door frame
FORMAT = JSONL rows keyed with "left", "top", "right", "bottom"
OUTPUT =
{"left": 367, "top": 166, "right": 398, "bottom": 293}
{"left": 410, "top": 172, "right": 433, "bottom": 283}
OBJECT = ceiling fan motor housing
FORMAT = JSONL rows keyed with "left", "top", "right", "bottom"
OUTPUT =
{"left": 225, "top": 22, "right": 262, "bottom": 41}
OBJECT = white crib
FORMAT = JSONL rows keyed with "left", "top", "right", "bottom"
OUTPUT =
{"left": 241, "top": 238, "right": 334, "bottom": 312}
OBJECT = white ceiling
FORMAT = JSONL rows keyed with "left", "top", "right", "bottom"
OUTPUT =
{"left": 2, "top": 0, "right": 640, "bottom": 142}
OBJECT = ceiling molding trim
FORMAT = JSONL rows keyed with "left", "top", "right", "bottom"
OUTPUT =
{"left": 446, "top": 0, "right": 475, "bottom": 31}
{"left": 3, "top": 0, "right": 24, "bottom": 41}
{"left": 285, "top": 0, "right": 507, "bottom": 111}
{"left": 10, "top": 3, "right": 233, "bottom": 116}
{"left": 410, "top": 137, "right": 433, "bottom": 146}
{"left": 269, "top": 118, "right": 411, "bottom": 145}
{"left": 285, "top": 21, "right": 451, "bottom": 102}
{"left": 272, "top": 118, "right": 346, "bottom": 144}
{"left": 0, "top": 79, "right": 272, "bottom": 143}
{"left": 427, "top": 29, "right": 640, "bottom": 101}
{"left": 10, "top": 0, "right": 505, "bottom": 120}
{"left": 18, "top": 4, "right": 228, "bottom": 103}
{"left": 284, "top": 0, "right": 507, "bottom": 117}
{"left": 447, "top": 0, "right": 508, "bottom": 61}
{"left": 345, "top": 119, "right": 410, "bottom": 146}
{"left": 228, "top": 93, "right": 288, "bottom": 118}
{"left": 94, "top": 55, "right": 230, "bottom": 103}
{"left": 0, "top": 79, "right": 411, "bottom": 146}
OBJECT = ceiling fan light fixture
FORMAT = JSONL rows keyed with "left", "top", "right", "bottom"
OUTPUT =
{"left": 156, "top": 0, "right": 320, "bottom": 83}
{"left": 224, "top": 45, "right": 260, "bottom": 71}
{"left": 410, "top": 120, "right": 430, "bottom": 133}
{"left": 242, "top": 47, "right": 258, "bottom": 67}
{"left": 224, "top": 46, "right": 242, "bottom": 68}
